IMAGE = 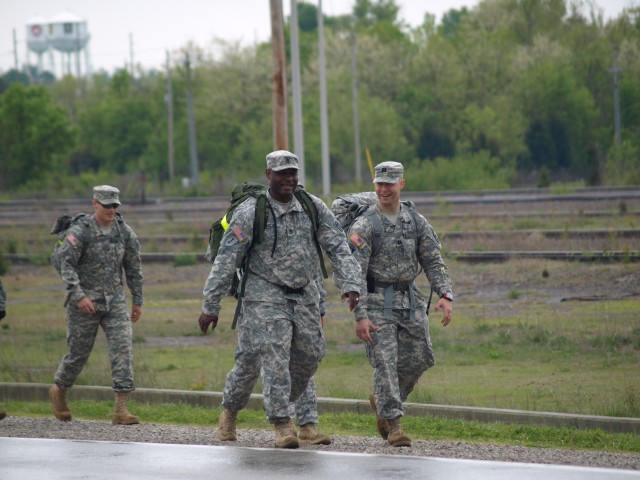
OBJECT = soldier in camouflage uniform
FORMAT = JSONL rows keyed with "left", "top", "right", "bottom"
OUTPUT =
{"left": 199, "top": 150, "right": 361, "bottom": 449}
{"left": 217, "top": 270, "right": 331, "bottom": 445}
{"left": 50, "top": 185, "right": 144, "bottom": 425}
{"left": 347, "top": 161, "right": 453, "bottom": 447}
{"left": 0, "top": 278, "right": 6, "bottom": 420}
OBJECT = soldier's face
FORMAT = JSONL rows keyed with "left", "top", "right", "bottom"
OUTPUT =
{"left": 267, "top": 168, "right": 299, "bottom": 202}
{"left": 93, "top": 199, "right": 118, "bottom": 226}
{"left": 375, "top": 179, "right": 405, "bottom": 212}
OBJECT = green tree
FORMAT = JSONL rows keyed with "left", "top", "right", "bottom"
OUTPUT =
{"left": 75, "top": 69, "right": 156, "bottom": 174}
{"left": 0, "top": 84, "right": 74, "bottom": 189}
{"left": 514, "top": 56, "right": 597, "bottom": 176}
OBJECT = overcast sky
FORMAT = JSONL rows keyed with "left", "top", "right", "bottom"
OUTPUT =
{"left": 0, "top": 0, "right": 635, "bottom": 75}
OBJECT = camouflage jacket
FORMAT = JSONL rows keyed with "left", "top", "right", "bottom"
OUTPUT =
{"left": 202, "top": 190, "right": 361, "bottom": 316}
{"left": 347, "top": 204, "right": 452, "bottom": 321}
{"left": 0, "top": 278, "right": 6, "bottom": 311}
{"left": 57, "top": 214, "right": 144, "bottom": 310}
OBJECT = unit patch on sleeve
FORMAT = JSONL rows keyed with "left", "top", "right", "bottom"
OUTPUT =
{"left": 231, "top": 226, "right": 248, "bottom": 243}
{"left": 349, "top": 232, "right": 366, "bottom": 249}
{"left": 66, "top": 234, "right": 80, "bottom": 248}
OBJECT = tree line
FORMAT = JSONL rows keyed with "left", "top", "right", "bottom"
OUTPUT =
{"left": 1, "top": 0, "right": 639, "bottom": 198}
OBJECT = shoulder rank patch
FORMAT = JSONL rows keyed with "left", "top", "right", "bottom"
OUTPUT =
{"left": 349, "top": 232, "right": 366, "bottom": 249}
{"left": 66, "top": 233, "right": 79, "bottom": 248}
{"left": 231, "top": 226, "right": 248, "bottom": 243}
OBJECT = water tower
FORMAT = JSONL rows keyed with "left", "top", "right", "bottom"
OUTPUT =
{"left": 26, "top": 16, "right": 52, "bottom": 74}
{"left": 47, "top": 11, "right": 92, "bottom": 78}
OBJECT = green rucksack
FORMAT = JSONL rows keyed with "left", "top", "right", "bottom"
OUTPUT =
{"left": 50, "top": 213, "right": 90, "bottom": 275}
{"left": 50, "top": 212, "right": 128, "bottom": 275}
{"left": 331, "top": 192, "right": 420, "bottom": 255}
{"left": 331, "top": 192, "right": 435, "bottom": 314}
{"left": 206, "top": 182, "right": 328, "bottom": 327}
{"left": 205, "top": 182, "right": 268, "bottom": 263}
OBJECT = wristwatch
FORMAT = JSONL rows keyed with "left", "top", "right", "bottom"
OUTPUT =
{"left": 441, "top": 292, "right": 454, "bottom": 302}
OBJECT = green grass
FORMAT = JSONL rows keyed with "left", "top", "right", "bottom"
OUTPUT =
{"left": 5, "top": 400, "right": 639, "bottom": 454}
{"left": 2, "top": 261, "right": 639, "bottom": 418}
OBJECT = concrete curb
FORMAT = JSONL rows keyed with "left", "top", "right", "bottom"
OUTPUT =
{"left": 2, "top": 382, "right": 638, "bottom": 434}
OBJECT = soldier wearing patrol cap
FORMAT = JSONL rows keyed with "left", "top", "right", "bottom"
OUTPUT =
{"left": 50, "top": 185, "right": 144, "bottom": 426}
{"left": 0, "top": 278, "right": 6, "bottom": 420}
{"left": 347, "top": 161, "right": 454, "bottom": 447}
{"left": 199, "top": 150, "right": 362, "bottom": 449}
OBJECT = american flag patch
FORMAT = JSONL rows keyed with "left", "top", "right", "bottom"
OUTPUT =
{"left": 66, "top": 233, "right": 79, "bottom": 247}
{"left": 231, "top": 226, "right": 247, "bottom": 242}
{"left": 349, "top": 232, "right": 365, "bottom": 249}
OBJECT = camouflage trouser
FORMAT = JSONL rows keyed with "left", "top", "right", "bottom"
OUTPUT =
{"left": 54, "top": 299, "right": 134, "bottom": 392}
{"left": 222, "top": 321, "right": 320, "bottom": 425}
{"left": 240, "top": 300, "right": 326, "bottom": 424}
{"left": 365, "top": 304, "right": 435, "bottom": 420}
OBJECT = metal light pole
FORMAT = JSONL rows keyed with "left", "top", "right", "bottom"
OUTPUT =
{"left": 318, "top": 0, "right": 331, "bottom": 196}
{"left": 165, "top": 50, "right": 175, "bottom": 181}
{"left": 185, "top": 53, "right": 199, "bottom": 186}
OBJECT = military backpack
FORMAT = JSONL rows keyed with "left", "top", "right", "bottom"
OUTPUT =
{"left": 206, "top": 182, "right": 328, "bottom": 327}
{"left": 330, "top": 192, "right": 434, "bottom": 312}
{"left": 50, "top": 213, "right": 90, "bottom": 275}
{"left": 50, "top": 212, "right": 128, "bottom": 275}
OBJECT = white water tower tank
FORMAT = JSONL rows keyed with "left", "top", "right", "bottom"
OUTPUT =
{"left": 48, "top": 11, "right": 90, "bottom": 53}
{"left": 26, "top": 16, "right": 49, "bottom": 54}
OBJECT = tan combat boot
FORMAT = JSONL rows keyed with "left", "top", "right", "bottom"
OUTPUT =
{"left": 112, "top": 392, "right": 140, "bottom": 425}
{"left": 387, "top": 417, "right": 412, "bottom": 447}
{"left": 369, "top": 394, "right": 389, "bottom": 440}
{"left": 298, "top": 423, "right": 332, "bottom": 445}
{"left": 49, "top": 384, "right": 72, "bottom": 421}
{"left": 217, "top": 408, "right": 238, "bottom": 441}
{"left": 274, "top": 420, "right": 299, "bottom": 449}
{"left": 0, "top": 408, "right": 6, "bottom": 420}
{"left": 288, "top": 418, "right": 298, "bottom": 437}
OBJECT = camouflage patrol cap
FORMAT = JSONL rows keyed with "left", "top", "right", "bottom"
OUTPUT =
{"left": 373, "top": 161, "right": 404, "bottom": 184}
{"left": 93, "top": 185, "right": 121, "bottom": 205}
{"left": 266, "top": 150, "right": 299, "bottom": 171}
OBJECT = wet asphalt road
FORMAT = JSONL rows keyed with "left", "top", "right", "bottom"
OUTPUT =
{"left": 1, "top": 437, "right": 638, "bottom": 480}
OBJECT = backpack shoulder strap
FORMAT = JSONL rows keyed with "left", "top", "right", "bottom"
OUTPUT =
{"left": 233, "top": 197, "right": 262, "bottom": 330}
{"left": 253, "top": 193, "right": 268, "bottom": 244}
{"left": 294, "top": 190, "right": 328, "bottom": 279}
{"left": 362, "top": 207, "right": 384, "bottom": 256}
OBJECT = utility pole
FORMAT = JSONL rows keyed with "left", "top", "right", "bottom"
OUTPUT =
{"left": 13, "top": 29, "right": 19, "bottom": 70}
{"left": 290, "top": 0, "right": 306, "bottom": 185}
{"left": 165, "top": 50, "right": 175, "bottom": 181}
{"left": 270, "top": 0, "right": 288, "bottom": 150}
{"left": 318, "top": 0, "right": 331, "bottom": 196}
{"left": 351, "top": 26, "right": 362, "bottom": 183}
{"left": 609, "top": 49, "right": 622, "bottom": 146}
{"left": 185, "top": 53, "right": 199, "bottom": 186}
{"left": 129, "top": 33, "right": 135, "bottom": 77}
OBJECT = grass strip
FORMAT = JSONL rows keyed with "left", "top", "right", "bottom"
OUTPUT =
{"left": 5, "top": 400, "right": 639, "bottom": 454}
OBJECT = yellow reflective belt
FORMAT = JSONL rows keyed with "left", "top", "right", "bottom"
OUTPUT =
{"left": 221, "top": 214, "right": 229, "bottom": 231}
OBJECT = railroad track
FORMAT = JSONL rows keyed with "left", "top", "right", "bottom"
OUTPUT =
{"left": 2, "top": 187, "right": 638, "bottom": 262}
{"left": 4, "top": 250, "right": 639, "bottom": 265}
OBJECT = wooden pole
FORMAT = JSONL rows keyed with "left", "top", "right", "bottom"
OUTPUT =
{"left": 270, "top": 0, "right": 288, "bottom": 150}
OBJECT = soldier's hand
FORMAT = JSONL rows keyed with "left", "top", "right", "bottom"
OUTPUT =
{"left": 131, "top": 304, "right": 142, "bottom": 324}
{"left": 355, "top": 318, "right": 378, "bottom": 343}
{"left": 77, "top": 297, "right": 95, "bottom": 314}
{"left": 434, "top": 298, "right": 453, "bottom": 327}
{"left": 198, "top": 313, "right": 218, "bottom": 335}
{"left": 342, "top": 291, "right": 360, "bottom": 311}
{"left": 0, "top": 310, "right": 5, "bottom": 320}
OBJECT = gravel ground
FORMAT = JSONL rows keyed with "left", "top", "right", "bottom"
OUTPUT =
{"left": 1, "top": 416, "right": 638, "bottom": 471}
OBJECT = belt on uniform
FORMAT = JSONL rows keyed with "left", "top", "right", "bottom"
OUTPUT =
{"left": 373, "top": 280, "right": 416, "bottom": 322}
{"left": 373, "top": 281, "right": 411, "bottom": 292}
{"left": 284, "top": 286, "right": 305, "bottom": 295}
